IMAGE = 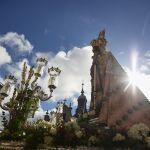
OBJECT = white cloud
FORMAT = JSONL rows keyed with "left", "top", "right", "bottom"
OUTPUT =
{"left": 0, "top": 76, "right": 3, "bottom": 83}
{"left": 123, "top": 50, "right": 150, "bottom": 100}
{"left": 6, "top": 58, "right": 30, "bottom": 81}
{"left": 126, "top": 68, "right": 150, "bottom": 100}
{"left": 140, "top": 65, "right": 150, "bottom": 74}
{"left": 0, "top": 32, "right": 33, "bottom": 52}
{"left": 72, "top": 96, "right": 78, "bottom": 107}
{"left": 117, "top": 51, "right": 125, "bottom": 56}
{"left": 144, "top": 51, "right": 150, "bottom": 58}
{"left": 135, "top": 73, "right": 150, "bottom": 100}
{"left": 35, "top": 51, "right": 54, "bottom": 61}
{"left": 0, "top": 46, "right": 11, "bottom": 66}
{"left": 139, "top": 50, "right": 150, "bottom": 74}
{"left": 36, "top": 46, "right": 93, "bottom": 107}
{"left": 5, "top": 45, "right": 93, "bottom": 114}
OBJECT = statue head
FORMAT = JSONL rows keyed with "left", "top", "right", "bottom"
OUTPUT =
{"left": 98, "top": 29, "right": 105, "bottom": 39}
{"left": 90, "top": 29, "right": 107, "bottom": 49}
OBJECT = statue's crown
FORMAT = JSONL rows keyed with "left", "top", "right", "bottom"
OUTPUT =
{"left": 91, "top": 29, "right": 107, "bottom": 47}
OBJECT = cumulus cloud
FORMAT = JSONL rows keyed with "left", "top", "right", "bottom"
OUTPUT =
{"left": 35, "top": 51, "right": 54, "bottom": 61}
{"left": 135, "top": 73, "right": 150, "bottom": 100}
{"left": 6, "top": 58, "right": 29, "bottom": 81}
{"left": 126, "top": 68, "right": 150, "bottom": 100}
{"left": 139, "top": 50, "right": 150, "bottom": 74}
{"left": 36, "top": 46, "right": 93, "bottom": 107}
{"left": 124, "top": 49, "right": 150, "bottom": 100}
{"left": 117, "top": 51, "right": 125, "bottom": 56}
{"left": 144, "top": 51, "right": 150, "bottom": 58}
{"left": 0, "top": 32, "right": 33, "bottom": 52}
{"left": 0, "top": 76, "right": 3, "bottom": 83}
{"left": 5, "top": 46, "right": 92, "bottom": 110}
{"left": 0, "top": 46, "right": 11, "bottom": 66}
{"left": 140, "top": 65, "right": 150, "bottom": 74}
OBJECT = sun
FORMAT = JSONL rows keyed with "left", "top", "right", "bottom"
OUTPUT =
{"left": 124, "top": 70, "right": 138, "bottom": 92}
{"left": 126, "top": 49, "right": 150, "bottom": 100}
{"left": 128, "top": 71, "right": 138, "bottom": 86}
{"left": 124, "top": 51, "right": 138, "bottom": 92}
{"left": 124, "top": 55, "right": 150, "bottom": 100}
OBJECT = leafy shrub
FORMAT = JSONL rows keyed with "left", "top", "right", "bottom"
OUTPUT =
{"left": 128, "top": 123, "right": 150, "bottom": 140}
{"left": 113, "top": 133, "right": 125, "bottom": 142}
{"left": 54, "top": 121, "right": 83, "bottom": 147}
{"left": 145, "top": 136, "right": 150, "bottom": 148}
{"left": 88, "top": 135, "right": 98, "bottom": 146}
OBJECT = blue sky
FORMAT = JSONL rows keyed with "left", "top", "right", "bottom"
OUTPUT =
{"left": 0, "top": 0, "right": 150, "bottom": 115}
{"left": 0, "top": 0, "right": 150, "bottom": 56}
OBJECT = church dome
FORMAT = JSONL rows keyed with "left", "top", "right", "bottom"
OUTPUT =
{"left": 75, "top": 83, "right": 87, "bottom": 117}
{"left": 77, "top": 93, "right": 87, "bottom": 102}
{"left": 77, "top": 83, "right": 87, "bottom": 102}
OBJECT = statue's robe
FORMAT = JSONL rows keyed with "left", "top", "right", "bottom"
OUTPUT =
{"left": 90, "top": 49, "right": 150, "bottom": 130}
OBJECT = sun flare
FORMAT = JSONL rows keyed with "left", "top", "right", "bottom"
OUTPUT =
{"left": 123, "top": 51, "right": 150, "bottom": 100}
{"left": 124, "top": 51, "right": 138, "bottom": 92}
{"left": 128, "top": 71, "right": 138, "bottom": 86}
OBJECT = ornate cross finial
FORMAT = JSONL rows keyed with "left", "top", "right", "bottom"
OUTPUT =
{"left": 81, "top": 81, "right": 84, "bottom": 94}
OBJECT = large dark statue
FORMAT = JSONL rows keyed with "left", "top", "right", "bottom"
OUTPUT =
{"left": 90, "top": 30, "right": 150, "bottom": 130}
{"left": 90, "top": 29, "right": 109, "bottom": 114}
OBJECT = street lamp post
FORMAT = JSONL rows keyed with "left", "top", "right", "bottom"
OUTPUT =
{"left": 0, "top": 58, "right": 61, "bottom": 133}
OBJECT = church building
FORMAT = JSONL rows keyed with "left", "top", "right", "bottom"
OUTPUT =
{"left": 75, "top": 83, "right": 87, "bottom": 117}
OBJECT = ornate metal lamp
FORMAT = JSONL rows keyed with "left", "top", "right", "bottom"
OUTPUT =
{"left": 0, "top": 57, "right": 61, "bottom": 132}
{"left": 0, "top": 75, "right": 17, "bottom": 97}
{"left": 34, "top": 58, "right": 48, "bottom": 77}
{"left": 48, "top": 66, "right": 61, "bottom": 93}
